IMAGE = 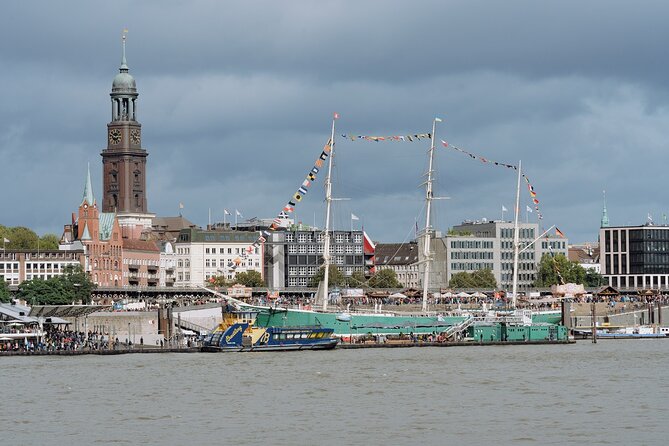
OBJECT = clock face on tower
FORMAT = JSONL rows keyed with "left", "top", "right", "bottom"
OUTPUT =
{"left": 130, "top": 129, "right": 141, "bottom": 145}
{"left": 108, "top": 129, "right": 122, "bottom": 145}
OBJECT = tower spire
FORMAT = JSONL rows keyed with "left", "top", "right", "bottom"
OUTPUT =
{"left": 601, "top": 190, "right": 610, "bottom": 228}
{"left": 82, "top": 162, "right": 95, "bottom": 206}
{"left": 120, "top": 29, "right": 129, "bottom": 72}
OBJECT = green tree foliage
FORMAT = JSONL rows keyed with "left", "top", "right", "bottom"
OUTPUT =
{"left": 39, "top": 234, "right": 60, "bottom": 250}
{"left": 584, "top": 269, "right": 605, "bottom": 287}
{"left": 449, "top": 269, "right": 497, "bottom": 289}
{"left": 61, "top": 265, "right": 96, "bottom": 304}
{"left": 0, "top": 280, "right": 11, "bottom": 303}
{"left": 309, "top": 265, "right": 346, "bottom": 287}
{"left": 367, "top": 269, "right": 402, "bottom": 288}
{"left": 207, "top": 275, "right": 228, "bottom": 288}
{"left": 449, "top": 272, "right": 476, "bottom": 289}
{"left": 347, "top": 271, "right": 367, "bottom": 288}
{"left": 17, "top": 265, "right": 96, "bottom": 305}
{"left": 232, "top": 270, "right": 265, "bottom": 287}
{"left": 0, "top": 225, "right": 60, "bottom": 250}
{"left": 535, "top": 254, "right": 586, "bottom": 287}
{"left": 471, "top": 269, "right": 497, "bottom": 288}
{"left": 1, "top": 226, "right": 38, "bottom": 250}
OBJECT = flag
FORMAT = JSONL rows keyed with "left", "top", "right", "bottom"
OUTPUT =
{"left": 283, "top": 204, "right": 294, "bottom": 213}
{"left": 333, "top": 112, "right": 339, "bottom": 120}
{"left": 526, "top": 205, "right": 533, "bottom": 213}
{"left": 235, "top": 210, "right": 242, "bottom": 217}
{"left": 502, "top": 205, "right": 508, "bottom": 212}
{"left": 351, "top": 213, "right": 359, "bottom": 221}
{"left": 223, "top": 209, "right": 230, "bottom": 215}
{"left": 3, "top": 238, "right": 9, "bottom": 243}
{"left": 648, "top": 213, "right": 653, "bottom": 222}
{"left": 179, "top": 202, "right": 184, "bottom": 209}
{"left": 555, "top": 227, "right": 565, "bottom": 238}
{"left": 302, "top": 179, "right": 311, "bottom": 188}
{"left": 435, "top": 117, "right": 443, "bottom": 122}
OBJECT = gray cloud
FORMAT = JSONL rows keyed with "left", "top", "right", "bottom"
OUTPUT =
{"left": 2, "top": 1, "right": 669, "bottom": 244}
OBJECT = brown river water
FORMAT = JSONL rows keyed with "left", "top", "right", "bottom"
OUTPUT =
{"left": 2, "top": 340, "right": 667, "bottom": 445}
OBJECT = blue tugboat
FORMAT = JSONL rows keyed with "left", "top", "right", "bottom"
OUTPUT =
{"left": 202, "top": 304, "right": 338, "bottom": 352}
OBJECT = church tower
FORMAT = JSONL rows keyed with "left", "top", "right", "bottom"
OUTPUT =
{"left": 101, "top": 32, "right": 154, "bottom": 232}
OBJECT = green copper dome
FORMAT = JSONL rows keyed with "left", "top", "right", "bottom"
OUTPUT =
{"left": 112, "top": 34, "right": 136, "bottom": 94}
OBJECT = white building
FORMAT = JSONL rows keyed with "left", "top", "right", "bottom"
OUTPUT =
{"left": 1, "top": 250, "right": 86, "bottom": 286}
{"left": 374, "top": 242, "right": 420, "bottom": 288}
{"left": 424, "top": 219, "right": 568, "bottom": 291}
{"left": 174, "top": 227, "right": 263, "bottom": 287}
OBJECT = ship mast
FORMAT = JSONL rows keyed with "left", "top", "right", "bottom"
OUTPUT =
{"left": 321, "top": 116, "right": 337, "bottom": 312}
{"left": 421, "top": 118, "right": 441, "bottom": 313}
{"left": 511, "top": 160, "right": 522, "bottom": 309}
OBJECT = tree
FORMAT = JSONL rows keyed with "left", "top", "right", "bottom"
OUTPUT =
{"left": 0, "top": 226, "right": 60, "bottom": 250}
{"left": 61, "top": 265, "right": 96, "bottom": 304}
{"left": 471, "top": 269, "right": 497, "bottom": 288}
{"left": 449, "top": 269, "right": 497, "bottom": 289}
{"left": 0, "top": 280, "right": 11, "bottom": 303}
{"left": 18, "top": 277, "right": 72, "bottom": 305}
{"left": 309, "top": 265, "right": 346, "bottom": 287}
{"left": 449, "top": 272, "right": 476, "bottom": 289}
{"left": 584, "top": 269, "right": 605, "bottom": 287}
{"left": 368, "top": 269, "right": 402, "bottom": 288}
{"left": 2, "top": 226, "right": 39, "bottom": 250}
{"left": 232, "top": 270, "right": 265, "bottom": 287}
{"left": 347, "top": 271, "right": 367, "bottom": 288}
{"left": 16, "top": 265, "right": 96, "bottom": 305}
{"left": 535, "top": 254, "right": 586, "bottom": 287}
{"left": 39, "top": 234, "right": 61, "bottom": 250}
{"left": 207, "top": 275, "right": 228, "bottom": 288}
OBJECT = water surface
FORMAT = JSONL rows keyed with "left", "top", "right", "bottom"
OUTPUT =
{"left": 2, "top": 340, "right": 666, "bottom": 445}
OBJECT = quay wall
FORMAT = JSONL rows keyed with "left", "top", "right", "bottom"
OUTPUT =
{"left": 66, "top": 311, "right": 162, "bottom": 346}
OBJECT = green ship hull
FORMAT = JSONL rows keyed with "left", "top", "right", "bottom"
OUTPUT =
{"left": 250, "top": 306, "right": 563, "bottom": 336}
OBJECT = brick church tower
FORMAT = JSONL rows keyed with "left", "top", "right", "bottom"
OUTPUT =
{"left": 101, "top": 33, "right": 154, "bottom": 234}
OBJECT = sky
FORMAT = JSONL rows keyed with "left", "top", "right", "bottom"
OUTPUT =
{"left": 2, "top": 0, "right": 669, "bottom": 245}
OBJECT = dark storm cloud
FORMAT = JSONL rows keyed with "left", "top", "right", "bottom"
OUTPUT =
{"left": 2, "top": 1, "right": 669, "bottom": 243}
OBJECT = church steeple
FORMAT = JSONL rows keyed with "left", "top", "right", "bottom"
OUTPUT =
{"left": 601, "top": 190, "right": 610, "bottom": 228}
{"left": 82, "top": 163, "right": 96, "bottom": 207}
{"left": 111, "top": 30, "right": 137, "bottom": 122}
{"left": 102, "top": 30, "right": 149, "bottom": 215}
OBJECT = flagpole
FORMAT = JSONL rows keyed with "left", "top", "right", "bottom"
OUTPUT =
{"left": 223, "top": 210, "right": 226, "bottom": 226}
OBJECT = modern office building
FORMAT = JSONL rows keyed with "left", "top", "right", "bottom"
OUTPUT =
{"left": 264, "top": 226, "right": 370, "bottom": 289}
{"left": 424, "top": 219, "right": 568, "bottom": 291}
{"left": 599, "top": 224, "right": 669, "bottom": 289}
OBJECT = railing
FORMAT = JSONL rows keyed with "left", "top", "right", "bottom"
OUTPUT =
{"left": 174, "top": 318, "right": 211, "bottom": 335}
{"left": 442, "top": 316, "right": 475, "bottom": 339}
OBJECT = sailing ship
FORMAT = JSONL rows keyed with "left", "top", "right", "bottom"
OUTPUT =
{"left": 249, "top": 117, "right": 470, "bottom": 336}
{"left": 232, "top": 116, "right": 564, "bottom": 338}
